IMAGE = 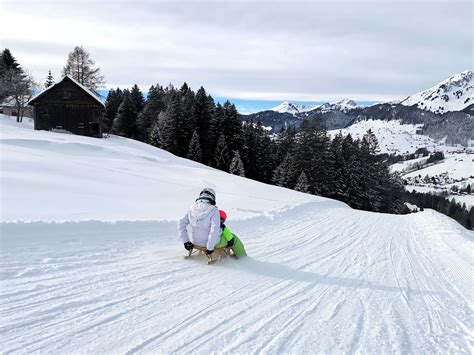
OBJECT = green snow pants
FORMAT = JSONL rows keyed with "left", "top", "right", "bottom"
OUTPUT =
{"left": 214, "top": 233, "right": 247, "bottom": 258}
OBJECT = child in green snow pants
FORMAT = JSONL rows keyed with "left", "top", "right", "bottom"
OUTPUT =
{"left": 214, "top": 227, "right": 247, "bottom": 258}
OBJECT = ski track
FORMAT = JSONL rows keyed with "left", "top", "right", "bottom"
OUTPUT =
{"left": 1, "top": 204, "right": 473, "bottom": 354}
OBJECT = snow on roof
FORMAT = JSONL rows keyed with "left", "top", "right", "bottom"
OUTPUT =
{"left": 28, "top": 75, "right": 105, "bottom": 107}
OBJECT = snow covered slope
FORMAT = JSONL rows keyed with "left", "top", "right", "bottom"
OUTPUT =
{"left": 0, "top": 115, "right": 317, "bottom": 222}
{"left": 401, "top": 70, "right": 473, "bottom": 114}
{"left": 1, "top": 115, "right": 472, "bottom": 353}
{"left": 329, "top": 119, "right": 438, "bottom": 154}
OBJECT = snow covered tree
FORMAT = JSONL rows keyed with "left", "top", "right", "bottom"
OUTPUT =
{"left": 62, "top": 46, "right": 105, "bottom": 92}
{"left": 149, "top": 120, "right": 163, "bottom": 148}
{"left": 229, "top": 150, "right": 245, "bottom": 176}
{"left": 187, "top": 130, "right": 202, "bottom": 162}
{"left": 45, "top": 70, "right": 54, "bottom": 88}
{"left": 295, "top": 171, "right": 311, "bottom": 193}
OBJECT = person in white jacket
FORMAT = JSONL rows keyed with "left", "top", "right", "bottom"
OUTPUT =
{"left": 178, "top": 187, "right": 221, "bottom": 255}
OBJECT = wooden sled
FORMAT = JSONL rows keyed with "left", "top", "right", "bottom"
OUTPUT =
{"left": 185, "top": 245, "right": 234, "bottom": 265}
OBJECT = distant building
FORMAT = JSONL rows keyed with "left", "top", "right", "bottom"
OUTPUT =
{"left": 0, "top": 98, "right": 34, "bottom": 118}
{"left": 28, "top": 76, "right": 104, "bottom": 138}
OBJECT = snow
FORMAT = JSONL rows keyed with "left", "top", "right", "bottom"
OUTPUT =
{"left": 1, "top": 114, "right": 473, "bottom": 353}
{"left": 270, "top": 99, "right": 358, "bottom": 115}
{"left": 400, "top": 70, "right": 473, "bottom": 114}
{"left": 403, "top": 152, "right": 473, "bottom": 181}
{"left": 329, "top": 119, "right": 438, "bottom": 154}
{"left": 392, "top": 150, "right": 473, "bottom": 206}
{"left": 270, "top": 101, "right": 319, "bottom": 114}
{"left": 0, "top": 115, "right": 317, "bottom": 222}
{"left": 319, "top": 98, "right": 358, "bottom": 113}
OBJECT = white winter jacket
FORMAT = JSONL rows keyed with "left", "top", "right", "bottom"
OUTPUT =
{"left": 178, "top": 200, "right": 221, "bottom": 250}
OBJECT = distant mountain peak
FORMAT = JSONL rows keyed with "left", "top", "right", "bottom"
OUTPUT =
{"left": 270, "top": 101, "right": 319, "bottom": 115}
{"left": 400, "top": 70, "right": 473, "bottom": 114}
{"left": 319, "top": 99, "right": 358, "bottom": 113}
{"left": 270, "top": 99, "right": 358, "bottom": 115}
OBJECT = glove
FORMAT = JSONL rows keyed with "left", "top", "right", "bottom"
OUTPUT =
{"left": 205, "top": 249, "right": 214, "bottom": 255}
{"left": 184, "top": 242, "right": 194, "bottom": 251}
{"left": 226, "top": 238, "right": 235, "bottom": 247}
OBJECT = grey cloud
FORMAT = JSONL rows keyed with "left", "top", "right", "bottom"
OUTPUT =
{"left": 2, "top": 0, "right": 472, "bottom": 101}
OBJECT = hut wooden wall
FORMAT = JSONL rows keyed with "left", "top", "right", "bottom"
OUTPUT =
{"left": 32, "top": 78, "right": 103, "bottom": 137}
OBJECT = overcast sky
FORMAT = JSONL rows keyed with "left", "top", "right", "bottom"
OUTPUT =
{"left": 1, "top": 0, "right": 472, "bottom": 109}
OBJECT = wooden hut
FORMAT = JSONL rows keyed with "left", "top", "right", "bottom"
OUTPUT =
{"left": 28, "top": 75, "right": 104, "bottom": 138}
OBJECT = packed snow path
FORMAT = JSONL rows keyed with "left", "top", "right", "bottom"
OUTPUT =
{"left": 2, "top": 205, "right": 472, "bottom": 354}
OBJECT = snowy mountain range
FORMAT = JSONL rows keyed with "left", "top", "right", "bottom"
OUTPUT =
{"left": 241, "top": 71, "right": 473, "bottom": 145}
{"left": 400, "top": 70, "right": 473, "bottom": 114}
{"left": 266, "top": 71, "right": 473, "bottom": 117}
{"left": 270, "top": 99, "right": 358, "bottom": 115}
{"left": 1, "top": 114, "right": 472, "bottom": 353}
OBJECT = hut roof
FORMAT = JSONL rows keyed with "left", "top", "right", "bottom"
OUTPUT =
{"left": 28, "top": 75, "right": 105, "bottom": 107}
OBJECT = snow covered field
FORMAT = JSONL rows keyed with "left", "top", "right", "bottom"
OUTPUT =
{"left": 1, "top": 115, "right": 473, "bottom": 353}
{"left": 329, "top": 119, "right": 438, "bottom": 155}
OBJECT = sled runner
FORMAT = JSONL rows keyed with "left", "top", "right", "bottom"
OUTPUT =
{"left": 185, "top": 245, "right": 234, "bottom": 265}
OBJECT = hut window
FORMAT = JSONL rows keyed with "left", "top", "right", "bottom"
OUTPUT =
{"left": 78, "top": 123, "right": 85, "bottom": 129}
{"left": 62, "top": 90, "right": 72, "bottom": 99}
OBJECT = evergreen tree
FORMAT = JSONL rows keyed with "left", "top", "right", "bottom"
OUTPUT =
{"left": 177, "top": 83, "right": 197, "bottom": 156}
{"left": 45, "top": 70, "right": 54, "bottom": 88}
{"left": 359, "top": 129, "right": 384, "bottom": 211}
{"left": 229, "top": 150, "right": 245, "bottom": 177}
{"left": 187, "top": 130, "right": 202, "bottom": 162}
{"left": 341, "top": 134, "right": 364, "bottom": 209}
{"left": 272, "top": 152, "right": 297, "bottom": 188}
{"left": 293, "top": 119, "right": 330, "bottom": 195}
{"left": 112, "top": 90, "right": 136, "bottom": 138}
{"left": 149, "top": 120, "right": 163, "bottom": 148}
{"left": 275, "top": 126, "right": 296, "bottom": 162}
{"left": 295, "top": 171, "right": 311, "bottom": 193}
{"left": 327, "top": 132, "right": 347, "bottom": 201}
{"left": 193, "top": 87, "right": 213, "bottom": 163}
{"left": 213, "top": 133, "right": 230, "bottom": 171}
{"left": 103, "top": 88, "right": 123, "bottom": 133}
{"left": 129, "top": 84, "right": 145, "bottom": 139}
{"left": 137, "top": 85, "right": 165, "bottom": 141}
{"left": 130, "top": 84, "right": 145, "bottom": 113}
{"left": 222, "top": 101, "right": 243, "bottom": 153}
{"left": 158, "top": 92, "right": 181, "bottom": 154}
{"left": 62, "top": 46, "right": 105, "bottom": 92}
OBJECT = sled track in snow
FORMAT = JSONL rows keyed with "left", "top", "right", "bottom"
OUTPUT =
{"left": 1, "top": 204, "right": 473, "bottom": 353}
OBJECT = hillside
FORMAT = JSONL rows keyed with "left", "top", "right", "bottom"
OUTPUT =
{"left": 241, "top": 72, "right": 473, "bottom": 147}
{"left": 401, "top": 70, "right": 473, "bottom": 114}
{"left": 1, "top": 115, "right": 472, "bottom": 353}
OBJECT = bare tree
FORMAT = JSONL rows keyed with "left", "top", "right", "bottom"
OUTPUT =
{"left": 0, "top": 49, "right": 38, "bottom": 123}
{"left": 62, "top": 46, "right": 105, "bottom": 92}
{"left": 8, "top": 70, "right": 38, "bottom": 122}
